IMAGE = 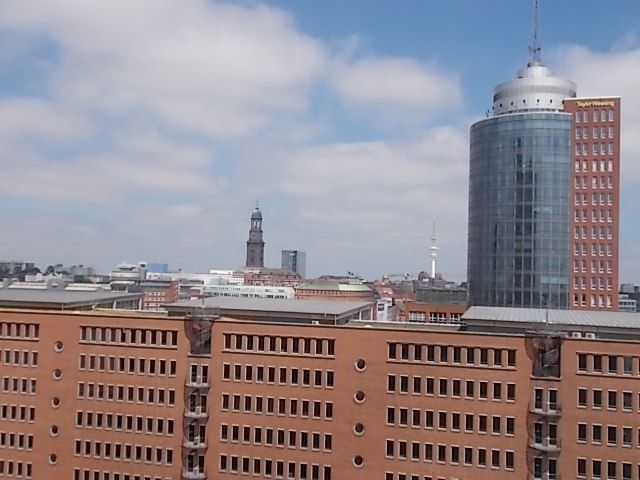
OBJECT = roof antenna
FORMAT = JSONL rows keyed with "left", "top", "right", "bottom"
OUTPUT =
{"left": 528, "top": 0, "right": 542, "bottom": 67}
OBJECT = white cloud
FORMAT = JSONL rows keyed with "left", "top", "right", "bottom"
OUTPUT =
{"left": 267, "top": 126, "right": 469, "bottom": 278}
{"left": 330, "top": 56, "right": 462, "bottom": 124}
{"left": 0, "top": 98, "right": 90, "bottom": 144}
{"left": 0, "top": 0, "right": 467, "bottom": 277}
{"left": 0, "top": 0, "right": 327, "bottom": 139}
{"left": 551, "top": 40, "right": 640, "bottom": 282}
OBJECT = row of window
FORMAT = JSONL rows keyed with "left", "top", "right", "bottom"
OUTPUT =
{"left": 75, "top": 411, "right": 175, "bottom": 436}
{"left": 574, "top": 175, "right": 615, "bottom": 189}
{"left": 220, "top": 393, "right": 333, "bottom": 420}
{"left": 578, "top": 354, "right": 640, "bottom": 377}
{"left": 222, "top": 363, "right": 334, "bottom": 389}
{"left": 1, "top": 377, "right": 35, "bottom": 395}
{"left": 577, "top": 422, "right": 640, "bottom": 448}
{"left": 573, "top": 293, "right": 614, "bottom": 308}
{"left": 572, "top": 276, "right": 614, "bottom": 291}
{"left": 0, "top": 432, "right": 33, "bottom": 450}
{"left": 575, "top": 109, "right": 615, "bottom": 123}
{"left": 573, "top": 243, "right": 615, "bottom": 257}
{"left": 385, "top": 440, "right": 515, "bottom": 470}
{"left": 0, "top": 460, "right": 31, "bottom": 479}
{"left": 386, "top": 407, "right": 515, "bottom": 436}
{"left": 387, "top": 343, "right": 517, "bottom": 368}
{"left": 575, "top": 126, "right": 615, "bottom": 140}
{"left": 573, "top": 259, "right": 615, "bottom": 274}
{"left": 0, "top": 404, "right": 35, "bottom": 422}
{"left": 407, "top": 312, "right": 462, "bottom": 323}
{"left": 577, "top": 458, "right": 639, "bottom": 480}
{"left": 78, "top": 354, "right": 178, "bottom": 377}
{"left": 220, "top": 424, "right": 332, "bottom": 451}
{"left": 0, "top": 323, "right": 39, "bottom": 340}
{"left": 80, "top": 326, "right": 177, "bottom": 348}
{"left": 77, "top": 382, "right": 176, "bottom": 407}
{"left": 575, "top": 143, "right": 615, "bottom": 156}
{"left": 573, "top": 208, "right": 614, "bottom": 223}
{"left": 73, "top": 440, "right": 173, "bottom": 465}
{"left": 223, "top": 334, "right": 335, "bottom": 357}
{"left": 219, "top": 455, "right": 332, "bottom": 480}
{"left": 74, "top": 470, "right": 170, "bottom": 480}
{"left": 574, "top": 192, "right": 615, "bottom": 206}
{"left": 387, "top": 375, "right": 516, "bottom": 402}
{"left": 574, "top": 158, "right": 615, "bottom": 173}
{"left": 0, "top": 350, "right": 38, "bottom": 368}
{"left": 578, "top": 388, "right": 640, "bottom": 412}
{"left": 573, "top": 226, "right": 615, "bottom": 241}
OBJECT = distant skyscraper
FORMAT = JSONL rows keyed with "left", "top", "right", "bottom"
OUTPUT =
{"left": 282, "top": 250, "right": 306, "bottom": 279}
{"left": 245, "top": 205, "right": 265, "bottom": 268}
{"left": 468, "top": 22, "right": 620, "bottom": 310}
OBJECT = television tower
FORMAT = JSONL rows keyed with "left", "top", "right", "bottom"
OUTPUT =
{"left": 429, "top": 219, "right": 439, "bottom": 279}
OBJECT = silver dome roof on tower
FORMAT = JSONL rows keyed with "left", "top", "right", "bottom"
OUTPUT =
{"left": 492, "top": 63, "right": 576, "bottom": 116}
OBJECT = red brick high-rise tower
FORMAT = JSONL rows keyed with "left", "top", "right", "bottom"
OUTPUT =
{"left": 564, "top": 98, "right": 621, "bottom": 310}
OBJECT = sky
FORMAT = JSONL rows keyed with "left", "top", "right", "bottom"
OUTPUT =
{"left": 1, "top": 0, "right": 639, "bottom": 281}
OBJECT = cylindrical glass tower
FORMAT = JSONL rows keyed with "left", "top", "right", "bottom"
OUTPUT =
{"left": 467, "top": 64, "right": 576, "bottom": 309}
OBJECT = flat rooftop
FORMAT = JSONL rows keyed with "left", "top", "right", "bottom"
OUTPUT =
{"left": 464, "top": 306, "right": 640, "bottom": 330}
{"left": 296, "top": 283, "right": 372, "bottom": 292}
{"left": 0, "top": 289, "right": 141, "bottom": 310}
{"left": 166, "top": 297, "right": 373, "bottom": 325}
{"left": 168, "top": 297, "right": 371, "bottom": 315}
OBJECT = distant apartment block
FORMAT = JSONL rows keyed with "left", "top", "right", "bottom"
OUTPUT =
{"left": 203, "top": 283, "right": 295, "bottom": 300}
{"left": 295, "top": 281, "right": 375, "bottom": 303}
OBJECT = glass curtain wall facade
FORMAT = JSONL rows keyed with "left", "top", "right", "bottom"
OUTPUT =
{"left": 468, "top": 112, "right": 572, "bottom": 308}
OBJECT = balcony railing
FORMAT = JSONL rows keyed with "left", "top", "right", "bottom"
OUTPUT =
{"left": 184, "top": 406, "right": 208, "bottom": 419}
{"left": 529, "top": 437, "right": 561, "bottom": 452}
{"left": 182, "top": 470, "right": 206, "bottom": 480}
{"left": 183, "top": 438, "right": 207, "bottom": 449}
{"left": 528, "top": 403, "right": 562, "bottom": 416}
{"left": 528, "top": 474, "right": 559, "bottom": 480}
{"left": 185, "top": 377, "right": 209, "bottom": 388}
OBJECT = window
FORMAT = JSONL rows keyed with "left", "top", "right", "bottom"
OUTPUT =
{"left": 593, "top": 389, "right": 602, "bottom": 408}
{"left": 577, "top": 458, "right": 587, "bottom": 477}
{"left": 593, "top": 459, "right": 602, "bottom": 478}
{"left": 506, "top": 417, "right": 515, "bottom": 435}
{"left": 608, "top": 356, "right": 618, "bottom": 374}
{"left": 492, "top": 382, "right": 501, "bottom": 400}
{"left": 479, "top": 381, "right": 487, "bottom": 399}
{"left": 505, "top": 383, "right": 515, "bottom": 401}
{"left": 505, "top": 451, "right": 514, "bottom": 470}
{"left": 577, "top": 423, "right": 587, "bottom": 442}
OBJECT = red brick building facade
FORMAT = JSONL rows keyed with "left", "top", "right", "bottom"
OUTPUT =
{"left": 1, "top": 307, "right": 640, "bottom": 480}
{"left": 564, "top": 98, "right": 621, "bottom": 310}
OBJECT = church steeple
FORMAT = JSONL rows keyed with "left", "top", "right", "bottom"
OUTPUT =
{"left": 246, "top": 203, "right": 265, "bottom": 268}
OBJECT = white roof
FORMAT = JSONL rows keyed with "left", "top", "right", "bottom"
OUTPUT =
{"left": 464, "top": 306, "right": 640, "bottom": 329}
{"left": 167, "top": 297, "right": 371, "bottom": 316}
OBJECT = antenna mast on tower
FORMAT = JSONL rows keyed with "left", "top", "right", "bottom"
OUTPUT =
{"left": 429, "top": 219, "right": 439, "bottom": 279}
{"left": 528, "top": 0, "right": 542, "bottom": 66}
